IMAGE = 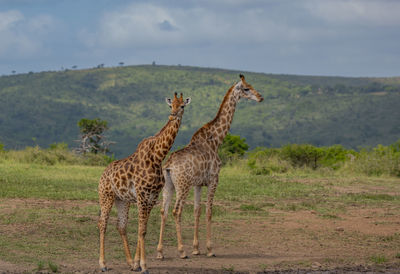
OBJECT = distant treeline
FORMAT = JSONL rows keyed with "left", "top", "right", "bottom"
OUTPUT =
{"left": 1, "top": 65, "right": 400, "bottom": 158}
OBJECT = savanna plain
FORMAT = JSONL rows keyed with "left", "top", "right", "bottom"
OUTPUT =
{"left": 0, "top": 147, "right": 399, "bottom": 274}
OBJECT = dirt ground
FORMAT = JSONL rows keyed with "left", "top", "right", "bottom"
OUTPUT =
{"left": 1, "top": 199, "right": 400, "bottom": 274}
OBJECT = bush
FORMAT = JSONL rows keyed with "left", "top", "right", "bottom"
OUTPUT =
{"left": 246, "top": 142, "right": 399, "bottom": 177}
{"left": 219, "top": 134, "right": 249, "bottom": 165}
{"left": 247, "top": 147, "right": 290, "bottom": 175}
{"left": 281, "top": 144, "right": 323, "bottom": 169}
{"left": 0, "top": 144, "right": 112, "bottom": 166}
{"left": 319, "top": 145, "right": 355, "bottom": 170}
{"left": 344, "top": 144, "right": 400, "bottom": 176}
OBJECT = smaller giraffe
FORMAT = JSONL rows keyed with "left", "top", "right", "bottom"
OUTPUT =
{"left": 157, "top": 75, "right": 263, "bottom": 260}
{"left": 98, "top": 93, "right": 190, "bottom": 273}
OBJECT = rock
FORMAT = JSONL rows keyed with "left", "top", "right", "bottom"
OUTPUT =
{"left": 311, "top": 262, "right": 322, "bottom": 269}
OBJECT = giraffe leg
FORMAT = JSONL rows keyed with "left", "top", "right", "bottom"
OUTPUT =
{"left": 157, "top": 175, "right": 174, "bottom": 259}
{"left": 98, "top": 192, "right": 115, "bottom": 271}
{"left": 115, "top": 199, "right": 135, "bottom": 270}
{"left": 206, "top": 179, "right": 218, "bottom": 257}
{"left": 133, "top": 236, "right": 141, "bottom": 272}
{"left": 192, "top": 186, "right": 202, "bottom": 255}
{"left": 173, "top": 188, "right": 190, "bottom": 259}
{"left": 138, "top": 202, "right": 152, "bottom": 274}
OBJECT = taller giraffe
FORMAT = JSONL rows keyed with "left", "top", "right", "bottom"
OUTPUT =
{"left": 157, "top": 75, "right": 263, "bottom": 259}
{"left": 98, "top": 93, "right": 191, "bottom": 273}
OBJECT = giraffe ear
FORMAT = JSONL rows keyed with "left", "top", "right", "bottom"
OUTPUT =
{"left": 165, "top": 98, "right": 172, "bottom": 107}
{"left": 184, "top": 97, "right": 191, "bottom": 105}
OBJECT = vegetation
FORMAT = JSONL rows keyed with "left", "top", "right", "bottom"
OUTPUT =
{"left": 76, "top": 118, "right": 113, "bottom": 155}
{"left": 0, "top": 143, "right": 399, "bottom": 272}
{"left": 0, "top": 65, "right": 399, "bottom": 158}
{"left": 246, "top": 140, "right": 400, "bottom": 177}
{"left": 0, "top": 142, "right": 112, "bottom": 167}
{"left": 219, "top": 134, "right": 249, "bottom": 164}
{"left": 1, "top": 138, "right": 399, "bottom": 178}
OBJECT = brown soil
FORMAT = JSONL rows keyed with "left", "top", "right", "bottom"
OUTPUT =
{"left": 0, "top": 199, "right": 399, "bottom": 274}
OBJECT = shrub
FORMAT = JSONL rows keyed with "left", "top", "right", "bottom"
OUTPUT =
{"left": 247, "top": 147, "right": 290, "bottom": 175}
{"left": 343, "top": 144, "right": 400, "bottom": 176}
{"left": 219, "top": 134, "right": 249, "bottom": 165}
{"left": 0, "top": 144, "right": 112, "bottom": 166}
{"left": 319, "top": 145, "right": 354, "bottom": 170}
{"left": 281, "top": 144, "right": 323, "bottom": 169}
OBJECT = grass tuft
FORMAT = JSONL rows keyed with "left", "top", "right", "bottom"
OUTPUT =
{"left": 369, "top": 255, "right": 388, "bottom": 264}
{"left": 48, "top": 261, "right": 58, "bottom": 273}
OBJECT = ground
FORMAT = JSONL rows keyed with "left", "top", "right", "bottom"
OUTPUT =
{"left": 0, "top": 198, "right": 399, "bottom": 273}
{"left": 0, "top": 164, "right": 399, "bottom": 273}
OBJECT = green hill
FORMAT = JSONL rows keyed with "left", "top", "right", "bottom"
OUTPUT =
{"left": 1, "top": 65, "right": 399, "bottom": 157}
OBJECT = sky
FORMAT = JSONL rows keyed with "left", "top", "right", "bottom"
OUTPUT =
{"left": 0, "top": 0, "right": 399, "bottom": 77}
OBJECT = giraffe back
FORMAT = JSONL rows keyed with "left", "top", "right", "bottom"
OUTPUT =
{"left": 164, "top": 143, "right": 221, "bottom": 188}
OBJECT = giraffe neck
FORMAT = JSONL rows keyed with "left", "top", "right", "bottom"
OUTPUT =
{"left": 190, "top": 85, "right": 239, "bottom": 150}
{"left": 152, "top": 116, "right": 182, "bottom": 161}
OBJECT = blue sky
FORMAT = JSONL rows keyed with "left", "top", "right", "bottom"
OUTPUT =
{"left": 1, "top": 0, "right": 399, "bottom": 77}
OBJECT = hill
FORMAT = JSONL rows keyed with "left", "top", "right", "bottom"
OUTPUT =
{"left": 1, "top": 65, "right": 399, "bottom": 157}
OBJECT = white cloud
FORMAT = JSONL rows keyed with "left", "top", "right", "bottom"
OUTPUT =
{"left": 305, "top": 0, "right": 400, "bottom": 26}
{"left": 0, "top": 10, "right": 23, "bottom": 31}
{"left": 95, "top": 4, "right": 181, "bottom": 48}
{"left": 0, "top": 10, "right": 56, "bottom": 58}
{"left": 83, "top": 2, "right": 317, "bottom": 50}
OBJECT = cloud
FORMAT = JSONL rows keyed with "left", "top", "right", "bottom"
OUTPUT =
{"left": 305, "top": 0, "right": 400, "bottom": 26}
{"left": 0, "top": 10, "right": 56, "bottom": 58}
{"left": 0, "top": 10, "right": 23, "bottom": 31}
{"left": 82, "top": 2, "right": 317, "bottom": 51}
{"left": 89, "top": 3, "right": 181, "bottom": 48}
{"left": 157, "top": 20, "right": 178, "bottom": 32}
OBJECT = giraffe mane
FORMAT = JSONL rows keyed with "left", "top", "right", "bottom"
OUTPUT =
{"left": 190, "top": 84, "right": 235, "bottom": 142}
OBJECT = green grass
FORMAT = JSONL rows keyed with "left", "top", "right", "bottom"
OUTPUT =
{"left": 0, "top": 161, "right": 103, "bottom": 200}
{"left": 218, "top": 165, "right": 328, "bottom": 202}
{"left": 369, "top": 255, "right": 388, "bottom": 264}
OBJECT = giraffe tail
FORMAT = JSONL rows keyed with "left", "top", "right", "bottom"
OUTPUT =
{"left": 163, "top": 168, "right": 175, "bottom": 190}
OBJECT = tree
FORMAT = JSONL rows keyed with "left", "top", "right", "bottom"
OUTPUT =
{"left": 218, "top": 134, "right": 249, "bottom": 164}
{"left": 76, "top": 118, "right": 114, "bottom": 154}
{"left": 119, "top": 62, "right": 124, "bottom": 66}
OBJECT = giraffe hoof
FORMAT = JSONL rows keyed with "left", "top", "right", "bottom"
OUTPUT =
{"left": 156, "top": 253, "right": 164, "bottom": 260}
{"left": 132, "top": 266, "right": 142, "bottom": 272}
{"left": 181, "top": 255, "right": 189, "bottom": 259}
{"left": 207, "top": 253, "right": 216, "bottom": 257}
{"left": 141, "top": 270, "right": 149, "bottom": 274}
{"left": 192, "top": 250, "right": 200, "bottom": 255}
{"left": 101, "top": 267, "right": 108, "bottom": 272}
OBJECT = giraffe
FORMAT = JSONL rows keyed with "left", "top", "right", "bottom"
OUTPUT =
{"left": 97, "top": 93, "right": 191, "bottom": 273}
{"left": 157, "top": 74, "right": 263, "bottom": 259}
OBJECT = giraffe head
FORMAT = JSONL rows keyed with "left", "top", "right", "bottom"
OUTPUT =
{"left": 234, "top": 74, "right": 263, "bottom": 102}
{"left": 165, "top": 92, "right": 191, "bottom": 120}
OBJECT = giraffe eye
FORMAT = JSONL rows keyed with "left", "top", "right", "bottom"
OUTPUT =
{"left": 244, "top": 88, "right": 250, "bottom": 92}
{"left": 181, "top": 106, "right": 185, "bottom": 109}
